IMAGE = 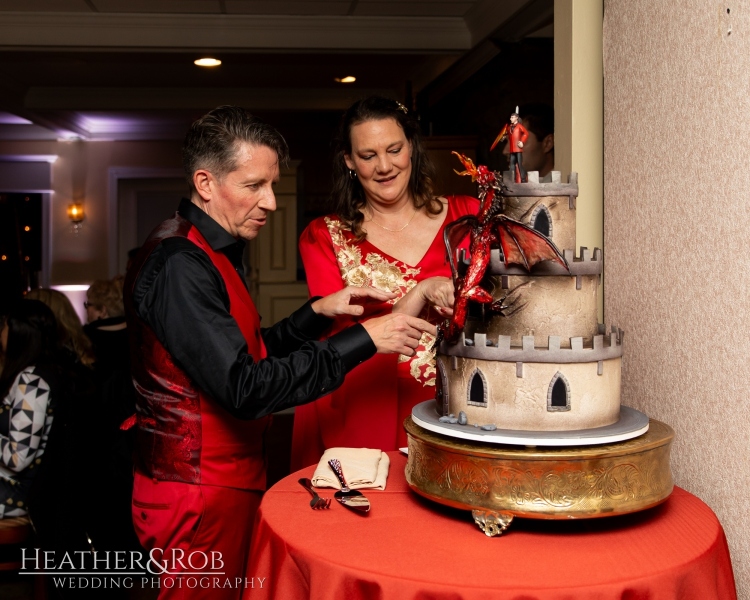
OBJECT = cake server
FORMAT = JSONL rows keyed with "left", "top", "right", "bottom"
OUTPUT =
{"left": 327, "top": 459, "right": 370, "bottom": 514}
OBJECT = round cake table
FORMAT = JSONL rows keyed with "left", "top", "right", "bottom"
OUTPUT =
{"left": 246, "top": 452, "right": 736, "bottom": 600}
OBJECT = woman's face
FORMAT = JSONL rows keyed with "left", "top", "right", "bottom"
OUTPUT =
{"left": 344, "top": 118, "right": 413, "bottom": 207}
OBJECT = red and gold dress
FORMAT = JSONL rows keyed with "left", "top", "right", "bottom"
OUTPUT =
{"left": 291, "top": 195, "right": 478, "bottom": 469}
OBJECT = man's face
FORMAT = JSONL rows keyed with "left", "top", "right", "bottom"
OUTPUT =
{"left": 196, "top": 142, "right": 279, "bottom": 240}
{"left": 510, "top": 114, "right": 518, "bottom": 124}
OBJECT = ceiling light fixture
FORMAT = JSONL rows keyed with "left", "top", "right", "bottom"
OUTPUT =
{"left": 334, "top": 76, "right": 356, "bottom": 83}
{"left": 195, "top": 58, "right": 222, "bottom": 67}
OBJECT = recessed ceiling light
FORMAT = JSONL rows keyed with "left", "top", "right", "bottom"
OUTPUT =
{"left": 334, "top": 76, "right": 356, "bottom": 83}
{"left": 195, "top": 58, "right": 222, "bottom": 67}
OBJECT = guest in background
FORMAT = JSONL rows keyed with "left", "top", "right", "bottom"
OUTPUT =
{"left": 81, "top": 276, "right": 133, "bottom": 439}
{"left": 25, "top": 288, "right": 95, "bottom": 368}
{"left": 82, "top": 276, "right": 139, "bottom": 553}
{"left": 83, "top": 276, "right": 129, "bottom": 372}
{"left": 85, "top": 276, "right": 126, "bottom": 325}
{"left": 126, "top": 246, "right": 141, "bottom": 275}
{"left": 0, "top": 300, "right": 60, "bottom": 519}
{"left": 291, "top": 96, "right": 478, "bottom": 469}
{"left": 29, "top": 283, "right": 137, "bottom": 554}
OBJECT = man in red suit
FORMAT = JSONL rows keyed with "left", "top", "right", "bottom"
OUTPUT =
{"left": 124, "top": 106, "right": 433, "bottom": 599}
{"left": 491, "top": 109, "right": 529, "bottom": 182}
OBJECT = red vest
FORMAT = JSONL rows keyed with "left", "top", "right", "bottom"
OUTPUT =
{"left": 125, "top": 213, "right": 270, "bottom": 491}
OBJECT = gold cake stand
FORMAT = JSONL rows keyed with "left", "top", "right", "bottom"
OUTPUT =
{"left": 404, "top": 416, "right": 674, "bottom": 537}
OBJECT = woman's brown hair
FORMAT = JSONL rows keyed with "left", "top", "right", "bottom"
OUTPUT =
{"left": 25, "top": 288, "right": 95, "bottom": 368}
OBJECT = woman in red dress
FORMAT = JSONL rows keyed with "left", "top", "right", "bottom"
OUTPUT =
{"left": 291, "top": 97, "right": 478, "bottom": 469}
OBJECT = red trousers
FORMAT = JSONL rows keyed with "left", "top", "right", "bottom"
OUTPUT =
{"left": 132, "top": 472, "right": 263, "bottom": 600}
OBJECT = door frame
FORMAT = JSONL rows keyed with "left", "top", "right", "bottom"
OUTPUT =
{"left": 107, "top": 166, "right": 184, "bottom": 277}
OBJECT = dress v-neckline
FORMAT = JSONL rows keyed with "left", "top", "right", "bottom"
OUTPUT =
{"left": 358, "top": 204, "right": 451, "bottom": 268}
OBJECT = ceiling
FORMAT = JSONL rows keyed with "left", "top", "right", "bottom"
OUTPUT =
{"left": 0, "top": 0, "right": 553, "bottom": 141}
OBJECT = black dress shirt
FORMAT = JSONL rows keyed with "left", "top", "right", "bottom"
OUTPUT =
{"left": 131, "top": 199, "right": 376, "bottom": 420}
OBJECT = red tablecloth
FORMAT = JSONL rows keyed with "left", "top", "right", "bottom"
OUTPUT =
{"left": 247, "top": 452, "right": 736, "bottom": 600}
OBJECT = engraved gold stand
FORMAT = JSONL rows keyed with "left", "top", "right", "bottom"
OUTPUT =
{"left": 404, "top": 416, "right": 674, "bottom": 537}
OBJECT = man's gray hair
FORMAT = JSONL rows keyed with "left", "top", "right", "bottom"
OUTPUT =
{"left": 182, "top": 105, "right": 289, "bottom": 193}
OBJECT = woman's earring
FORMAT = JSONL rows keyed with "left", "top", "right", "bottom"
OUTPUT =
{"left": 349, "top": 169, "right": 357, "bottom": 180}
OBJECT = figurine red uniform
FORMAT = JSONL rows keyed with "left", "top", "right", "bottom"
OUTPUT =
{"left": 491, "top": 110, "right": 529, "bottom": 183}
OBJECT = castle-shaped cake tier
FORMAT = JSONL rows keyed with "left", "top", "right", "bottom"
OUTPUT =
{"left": 436, "top": 172, "right": 624, "bottom": 432}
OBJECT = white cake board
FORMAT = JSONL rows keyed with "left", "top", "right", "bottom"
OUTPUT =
{"left": 411, "top": 401, "right": 649, "bottom": 447}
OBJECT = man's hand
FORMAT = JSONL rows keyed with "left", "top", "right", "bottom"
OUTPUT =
{"left": 311, "top": 286, "right": 396, "bottom": 318}
{"left": 361, "top": 313, "right": 436, "bottom": 356}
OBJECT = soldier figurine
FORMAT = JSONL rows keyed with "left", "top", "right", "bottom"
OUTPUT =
{"left": 491, "top": 106, "right": 529, "bottom": 183}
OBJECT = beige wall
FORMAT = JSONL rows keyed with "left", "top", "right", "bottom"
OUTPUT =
{"left": 604, "top": 2, "right": 748, "bottom": 596}
{"left": 0, "top": 139, "right": 183, "bottom": 284}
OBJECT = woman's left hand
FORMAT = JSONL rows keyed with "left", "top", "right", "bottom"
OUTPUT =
{"left": 311, "top": 286, "right": 396, "bottom": 318}
{"left": 393, "top": 277, "right": 454, "bottom": 318}
{"left": 419, "top": 277, "right": 455, "bottom": 317}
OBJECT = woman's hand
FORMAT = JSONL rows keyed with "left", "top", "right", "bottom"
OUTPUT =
{"left": 311, "top": 286, "right": 396, "bottom": 318}
{"left": 392, "top": 277, "right": 454, "bottom": 318}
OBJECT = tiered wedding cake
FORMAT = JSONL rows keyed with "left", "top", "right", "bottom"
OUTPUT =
{"left": 406, "top": 168, "right": 670, "bottom": 534}
{"left": 418, "top": 171, "right": 646, "bottom": 444}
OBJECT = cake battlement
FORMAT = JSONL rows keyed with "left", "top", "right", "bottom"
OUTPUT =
{"left": 499, "top": 173, "right": 579, "bottom": 247}
{"left": 441, "top": 324, "right": 623, "bottom": 365}
{"left": 501, "top": 171, "right": 578, "bottom": 203}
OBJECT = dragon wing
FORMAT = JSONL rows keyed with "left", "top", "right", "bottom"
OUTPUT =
{"left": 495, "top": 217, "right": 569, "bottom": 271}
{"left": 443, "top": 214, "right": 478, "bottom": 283}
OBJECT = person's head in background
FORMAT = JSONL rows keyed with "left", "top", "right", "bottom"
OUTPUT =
{"left": 85, "top": 276, "right": 125, "bottom": 324}
{"left": 503, "top": 103, "right": 554, "bottom": 177}
{"left": 332, "top": 95, "right": 441, "bottom": 240}
{"left": 126, "top": 246, "right": 141, "bottom": 275}
{"left": 0, "top": 289, "right": 20, "bottom": 371}
{"left": 25, "top": 288, "right": 95, "bottom": 368}
{"left": 0, "top": 299, "right": 59, "bottom": 398}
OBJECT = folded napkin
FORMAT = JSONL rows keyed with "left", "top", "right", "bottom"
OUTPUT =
{"left": 311, "top": 447, "right": 390, "bottom": 491}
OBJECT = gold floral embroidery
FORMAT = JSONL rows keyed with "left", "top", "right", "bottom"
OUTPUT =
{"left": 325, "top": 217, "right": 420, "bottom": 300}
{"left": 325, "top": 217, "right": 434, "bottom": 385}
{"left": 398, "top": 332, "right": 437, "bottom": 387}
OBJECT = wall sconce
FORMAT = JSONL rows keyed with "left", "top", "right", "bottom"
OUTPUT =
{"left": 67, "top": 202, "right": 85, "bottom": 233}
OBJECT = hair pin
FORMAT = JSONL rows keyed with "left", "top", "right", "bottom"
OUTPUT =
{"left": 395, "top": 101, "right": 408, "bottom": 114}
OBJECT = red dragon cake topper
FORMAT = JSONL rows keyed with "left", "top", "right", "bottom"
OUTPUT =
{"left": 438, "top": 152, "right": 569, "bottom": 344}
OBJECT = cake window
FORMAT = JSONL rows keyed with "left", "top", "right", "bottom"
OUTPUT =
{"left": 547, "top": 372, "right": 571, "bottom": 412}
{"left": 436, "top": 360, "right": 449, "bottom": 416}
{"left": 467, "top": 369, "right": 488, "bottom": 407}
{"left": 530, "top": 204, "right": 553, "bottom": 238}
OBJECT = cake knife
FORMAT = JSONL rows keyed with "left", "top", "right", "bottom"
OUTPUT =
{"left": 327, "top": 459, "right": 370, "bottom": 514}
